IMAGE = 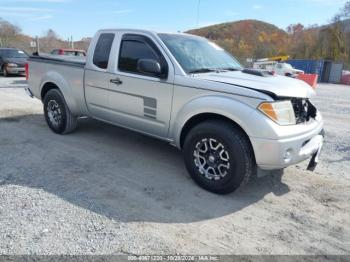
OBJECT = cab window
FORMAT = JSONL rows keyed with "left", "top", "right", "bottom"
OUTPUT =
{"left": 118, "top": 34, "right": 168, "bottom": 77}
{"left": 93, "top": 33, "right": 115, "bottom": 69}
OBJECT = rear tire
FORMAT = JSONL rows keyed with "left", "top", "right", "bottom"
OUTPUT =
{"left": 43, "top": 89, "right": 78, "bottom": 134}
{"left": 183, "top": 120, "right": 255, "bottom": 194}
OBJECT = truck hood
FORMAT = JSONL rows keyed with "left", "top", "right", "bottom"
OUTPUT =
{"left": 194, "top": 71, "right": 315, "bottom": 98}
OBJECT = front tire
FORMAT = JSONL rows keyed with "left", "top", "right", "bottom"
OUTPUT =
{"left": 183, "top": 120, "right": 255, "bottom": 194}
{"left": 43, "top": 89, "right": 78, "bottom": 134}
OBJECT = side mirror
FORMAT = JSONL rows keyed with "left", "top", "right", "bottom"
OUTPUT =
{"left": 137, "top": 59, "right": 162, "bottom": 77}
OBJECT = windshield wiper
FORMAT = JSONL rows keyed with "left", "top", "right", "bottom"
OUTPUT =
{"left": 189, "top": 67, "right": 242, "bottom": 74}
{"left": 219, "top": 67, "right": 241, "bottom": 71}
{"left": 188, "top": 68, "right": 219, "bottom": 74}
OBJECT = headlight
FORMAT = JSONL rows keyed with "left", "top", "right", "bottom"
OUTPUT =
{"left": 7, "top": 63, "right": 18, "bottom": 67}
{"left": 258, "top": 101, "right": 296, "bottom": 125}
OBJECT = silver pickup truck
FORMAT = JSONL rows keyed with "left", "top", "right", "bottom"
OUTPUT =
{"left": 26, "top": 29, "right": 324, "bottom": 194}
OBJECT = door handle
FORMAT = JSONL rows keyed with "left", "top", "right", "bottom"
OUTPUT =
{"left": 110, "top": 78, "right": 123, "bottom": 85}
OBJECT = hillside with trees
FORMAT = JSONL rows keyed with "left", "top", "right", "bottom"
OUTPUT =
{"left": 187, "top": 1, "right": 350, "bottom": 68}
{"left": 187, "top": 18, "right": 350, "bottom": 68}
{"left": 187, "top": 19, "right": 289, "bottom": 61}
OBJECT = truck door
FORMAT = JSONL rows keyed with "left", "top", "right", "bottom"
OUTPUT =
{"left": 275, "top": 63, "right": 283, "bottom": 75}
{"left": 107, "top": 33, "right": 174, "bottom": 139}
{"left": 84, "top": 33, "right": 115, "bottom": 121}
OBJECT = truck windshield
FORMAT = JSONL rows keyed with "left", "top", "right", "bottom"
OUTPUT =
{"left": 158, "top": 33, "right": 242, "bottom": 74}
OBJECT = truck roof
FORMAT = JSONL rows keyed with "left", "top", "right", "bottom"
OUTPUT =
{"left": 96, "top": 28, "right": 201, "bottom": 38}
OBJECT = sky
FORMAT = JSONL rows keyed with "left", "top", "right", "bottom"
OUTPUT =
{"left": 0, "top": 0, "right": 348, "bottom": 40}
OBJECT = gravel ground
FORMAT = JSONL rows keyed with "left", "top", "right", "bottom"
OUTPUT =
{"left": 0, "top": 76, "right": 349, "bottom": 255}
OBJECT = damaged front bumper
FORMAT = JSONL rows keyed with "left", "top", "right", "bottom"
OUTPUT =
{"left": 306, "top": 129, "right": 324, "bottom": 171}
{"left": 251, "top": 118, "right": 324, "bottom": 171}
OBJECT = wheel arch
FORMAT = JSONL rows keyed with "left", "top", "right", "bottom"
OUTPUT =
{"left": 179, "top": 112, "right": 253, "bottom": 151}
{"left": 41, "top": 81, "right": 59, "bottom": 100}
{"left": 39, "top": 71, "right": 80, "bottom": 116}
{"left": 171, "top": 95, "right": 264, "bottom": 148}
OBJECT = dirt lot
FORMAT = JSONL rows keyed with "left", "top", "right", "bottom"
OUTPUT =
{"left": 0, "top": 76, "right": 349, "bottom": 255}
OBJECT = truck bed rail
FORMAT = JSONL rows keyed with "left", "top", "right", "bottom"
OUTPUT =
{"left": 29, "top": 55, "right": 85, "bottom": 68}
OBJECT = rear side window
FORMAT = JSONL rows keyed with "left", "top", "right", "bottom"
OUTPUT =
{"left": 118, "top": 40, "right": 159, "bottom": 73}
{"left": 93, "top": 33, "right": 115, "bottom": 69}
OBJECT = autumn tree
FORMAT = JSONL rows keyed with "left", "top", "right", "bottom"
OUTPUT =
{"left": 337, "top": 0, "right": 350, "bottom": 64}
{"left": 317, "top": 0, "right": 350, "bottom": 61}
{"left": 286, "top": 23, "right": 320, "bottom": 59}
{"left": 317, "top": 23, "right": 347, "bottom": 60}
{"left": 287, "top": 23, "right": 304, "bottom": 35}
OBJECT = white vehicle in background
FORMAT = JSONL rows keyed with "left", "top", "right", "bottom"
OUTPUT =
{"left": 253, "top": 61, "right": 304, "bottom": 77}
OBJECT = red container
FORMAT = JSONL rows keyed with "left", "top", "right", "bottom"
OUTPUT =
{"left": 341, "top": 74, "right": 350, "bottom": 85}
{"left": 297, "top": 74, "right": 318, "bottom": 89}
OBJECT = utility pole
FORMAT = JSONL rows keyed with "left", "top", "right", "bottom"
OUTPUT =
{"left": 35, "top": 36, "right": 40, "bottom": 54}
{"left": 67, "top": 36, "right": 73, "bottom": 48}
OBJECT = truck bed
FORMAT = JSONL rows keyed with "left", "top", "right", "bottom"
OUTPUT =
{"left": 28, "top": 53, "right": 88, "bottom": 116}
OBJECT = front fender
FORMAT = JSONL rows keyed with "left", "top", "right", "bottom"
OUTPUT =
{"left": 172, "top": 95, "right": 263, "bottom": 147}
{"left": 171, "top": 94, "right": 284, "bottom": 148}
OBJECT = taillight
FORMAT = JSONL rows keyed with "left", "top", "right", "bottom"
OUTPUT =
{"left": 25, "top": 63, "right": 29, "bottom": 80}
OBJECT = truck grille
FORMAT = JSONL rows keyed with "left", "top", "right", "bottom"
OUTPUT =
{"left": 291, "top": 98, "right": 317, "bottom": 124}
